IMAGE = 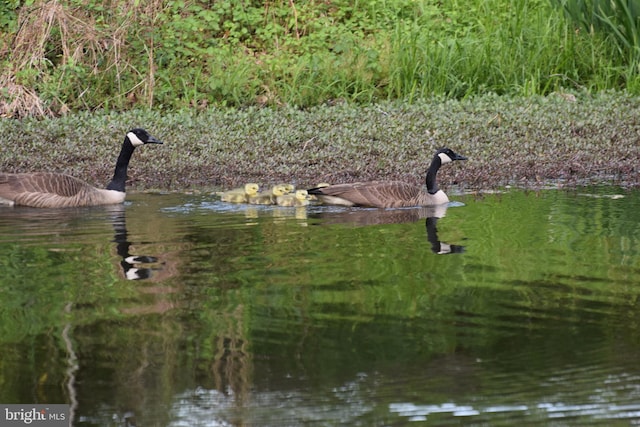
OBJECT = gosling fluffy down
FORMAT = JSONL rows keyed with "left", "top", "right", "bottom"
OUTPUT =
{"left": 249, "top": 185, "right": 287, "bottom": 205}
{"left": 219, "top": 183, "right": 260, "bottom": 203}
{"left": 276, "top": 190, "right": 312, "bottom": 207}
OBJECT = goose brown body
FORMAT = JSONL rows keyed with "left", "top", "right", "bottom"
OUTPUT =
{"left": 0, "top": 172, "right": 125, "bottom": 208}
{"left": 0, "top": 128, "right": 162, "bottom": 208}
{"left": 309, "top": 181, "right": 450, "bottom": 208}
{"left": 308, "top": 147, "right": 466, "bottom": 209}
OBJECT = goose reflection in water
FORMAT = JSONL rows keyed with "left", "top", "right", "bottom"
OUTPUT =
{"left": 310, "top": 203, "right": 465, "bottom": 254}
{"left": 109, "top": 205, "right": 164, "bottom": 280}
{"left": 425, "top": 216, "right": 465, "bottom": 254}
{"left": 0, "top": 203, "right": 166, "bottom": 279}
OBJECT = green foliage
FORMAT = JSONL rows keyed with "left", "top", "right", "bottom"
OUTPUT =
{"left": 0, "top": 0, "right": 27, "bottom": 30}
{"left": 555, "top": 0, "right": 640, "bottom": 58}
{"left": 553, "top": 0, "right": 640, "bottom": 89}
{"left": 2, "top": 92, "right": 639, "bottom": 192}
{"left": 2, "top": 0, "right": 640, "bottom": 116}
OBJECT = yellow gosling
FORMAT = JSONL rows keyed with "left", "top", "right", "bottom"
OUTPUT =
{"left": 277, "top": 189, "right": 311, "bottom": 207}
{"left": 248, "top": 185, "right": 286, "bottom": 205}
{"left": 278, "top": 183, "right": 295, "bottom": 194}
{"left": 220, "top": 183, "right": 260, "bottom": 203}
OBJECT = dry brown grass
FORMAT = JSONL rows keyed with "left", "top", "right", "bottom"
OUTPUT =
{"left": 11, "top": 0, "right": 101, "bottom": 71}
{"left": 1, "top": 0, "right": 163, "bottom": 118}
{"left": 0, "top": 76, "right": 50, "bottom": 118}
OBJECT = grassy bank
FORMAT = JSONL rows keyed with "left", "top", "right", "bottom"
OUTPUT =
{"left": 2, "top": 0, "right": 640, "bottom": 117}
{"left": 1, "top": 93, "right": 638, "bottom": 191}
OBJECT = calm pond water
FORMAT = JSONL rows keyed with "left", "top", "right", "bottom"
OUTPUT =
{"left": 1, "top": 188, "right": 639, "bottom": 426}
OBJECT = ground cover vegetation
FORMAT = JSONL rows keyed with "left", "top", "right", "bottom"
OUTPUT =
{"left": 1, "top": 0, "right": 640, "bottom": 117}
{"left": 1, "top": 1, "right": 639, "bottom": 190}
{"left": 1, "top": 93, "right": 638, "bottom": 191}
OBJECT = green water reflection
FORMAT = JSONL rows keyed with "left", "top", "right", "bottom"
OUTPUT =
{"left": 0, "top": 189, "right": 639, "bottom": 426}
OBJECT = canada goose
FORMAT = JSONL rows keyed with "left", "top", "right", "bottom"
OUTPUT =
{"left": 219, "top": 183, "right": 260, "bottom": 203}
{"left": 0, "top": 128, "right": 162, "bottom": 208}
{"left": 248, "top": 185, "right": 286, "bottom": 205}
{"left": 307, "top": 148, "right": 467, "bottom": 208}
{"left": 276, "top": 189, "right": 311, "bottom": 207}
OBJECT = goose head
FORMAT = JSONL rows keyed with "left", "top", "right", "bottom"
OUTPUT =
{"left": 436, "top": 148, "right": 467, "bottom": 164}
{"left": 424, "top": 147, "right": 467, "bottom": 196}
{"left": 126, "top": 128, "right": 164, "bottom": 146}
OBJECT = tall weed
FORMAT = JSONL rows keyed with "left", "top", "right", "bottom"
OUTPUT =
{"left": 556, "top": 0, "right": 640, "bottom": 58}
{"left": 386, "top": 0, "right": 587, "bottom": 98}
{"left": 554, "top": 0, "right": 640, "bottom": 88}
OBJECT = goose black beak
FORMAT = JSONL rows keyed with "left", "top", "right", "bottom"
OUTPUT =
{"left": 454, "top": 154, "right": 467, "bottom": 161}
{"left": 147, "top": 136, "right": 163, "bottom": 144}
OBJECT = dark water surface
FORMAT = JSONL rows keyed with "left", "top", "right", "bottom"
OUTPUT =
{"left": 1, "top": 189, "right": 639, "bottom": 426}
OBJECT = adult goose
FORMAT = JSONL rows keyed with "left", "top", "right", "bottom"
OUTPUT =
{"left": 0, "top": 128, "right": 163, "bottom": 208}
{"left": 307, "top": 147, "right": 467, "bottom": 208}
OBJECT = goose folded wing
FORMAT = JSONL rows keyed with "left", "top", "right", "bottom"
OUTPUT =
{"left": 1, "top": 173, "right": 101, "bottom": 208}
{"left": 317, "top": 181, "right": 422, "bottom": 208}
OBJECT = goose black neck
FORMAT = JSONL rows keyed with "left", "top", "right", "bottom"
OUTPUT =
{"left": 106, "top": 140, "right": 136, "bottom": 192}
{"left": 426, "top": 217, "right": 441, "bottom": 252}
{"left": 425, "top": 155, "right": 442, "bottom": 194}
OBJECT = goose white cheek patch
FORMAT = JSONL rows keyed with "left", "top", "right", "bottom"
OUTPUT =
{"left": 438, "top": 152, "right": 453, "bottom": 164}
{"left": 127, "top": 131, "right": 144, "bottom": 146}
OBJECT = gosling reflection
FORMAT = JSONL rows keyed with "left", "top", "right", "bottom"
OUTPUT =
{"left": 310, "top": 203, "right": 465, "bottom": 254}
{"left": 111, "top": 206, "right": 163, "bottom": 280}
